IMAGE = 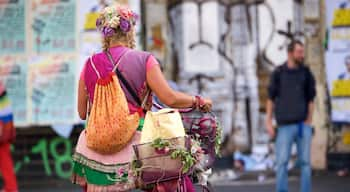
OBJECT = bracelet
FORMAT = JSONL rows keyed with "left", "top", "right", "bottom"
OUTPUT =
{"left": 191, "top": 96, "right": 197, "bottom": 109}
{"left": 195, "top": 95, "right": 205, "bottom": 109}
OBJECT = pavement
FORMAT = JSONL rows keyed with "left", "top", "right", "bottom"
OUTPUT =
{"left": 17, "top": 172, "right": 350, "bottom": 192}
{"left": 212, "top": 173, "right": 350, "bottom": 192}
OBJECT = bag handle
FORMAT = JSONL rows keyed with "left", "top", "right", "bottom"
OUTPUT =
{"left": 152, "top": 108, "right": 178, "bottom": 115}
{"left": 89, "top": 56, "right": 101, "bottom": 79}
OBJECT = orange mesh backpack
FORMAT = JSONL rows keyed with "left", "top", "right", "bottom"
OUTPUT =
{"left": 86, "top": 50, "right": 140, "bottom": 154}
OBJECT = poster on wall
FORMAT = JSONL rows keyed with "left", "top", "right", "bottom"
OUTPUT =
{"left": 31, "top": 0, "right": 76, "bottom": 53}
{"left": 77, "top": 0, "right": 109, "bottom": 73}
{"left": 0, "top": 56, "right": 28, "bottom": 126}
{"left": 0, "top": 0, "right": 25, "bottom": 54}
{"left": 145, "top": 2, "right": 167, "bottom": 63}
{"left": 128, "top": 0, "right": 143, "bottom": 50}
{"left": 77, "top": 0, "right": 142, "bottom": 72}
{"left": 325, "top": 0, "right": 350, "bottom": 122}
{"left": 28, "top": 55, "right": 76, "bottom": 125}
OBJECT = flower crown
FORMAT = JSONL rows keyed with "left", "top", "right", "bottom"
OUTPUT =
{"left": 96, "top": 5, "right": 138, "bottom": 37}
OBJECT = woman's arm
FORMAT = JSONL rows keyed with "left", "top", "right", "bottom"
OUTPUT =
{"left": 146, "top": 64, "right": 212, "bottom": 111}
{"left": 77, "top": 78, "right": 88, "bottom": 120}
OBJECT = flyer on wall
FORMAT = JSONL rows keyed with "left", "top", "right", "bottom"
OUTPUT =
{"left": 31, "top": 0, "right": 76, "bottom": 53}
{"left": 28, "top": 55, "right": 76, "bottom": 125}
{"left": 325, "top": 0, "right": 350, "bottom": 123}
{"left": 77, "top": 0, "right": 110, "bottom": 72}
{"left": 77, "top": 0, "right": 142, "bottom": 72}
{"left": 0, "top": 55, "right": 28, "bottom": 126}
{"left": 0, "top": 0, "right": 26, "bottom": 54}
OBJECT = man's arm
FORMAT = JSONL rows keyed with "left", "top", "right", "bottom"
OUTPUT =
{"left": 305, "top": 102, "right": 314, "bottom": 125}
{"left": 266, "top": 99, "right": 274, "bottom": 120}
{"left": 305, "top": 67, "right": 316, "bottom": 125}
{"left": 266, "top": 99, "right": 275, "bottom": 138}
{"left": 265, "top": 69, "right": 278, "bottom": 138}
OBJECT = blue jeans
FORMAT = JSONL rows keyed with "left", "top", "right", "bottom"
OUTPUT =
{"left": 275, "top": 123, "right": 312, "bottom": 192}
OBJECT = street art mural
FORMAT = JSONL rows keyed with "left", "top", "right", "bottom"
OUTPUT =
{"left": 167, "top": 0, "right": 304, "bottom": 152}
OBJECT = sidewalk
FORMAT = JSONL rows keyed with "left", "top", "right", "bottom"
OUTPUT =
{"left": 16, "top": 171, "right": 350, "bottom": 192}
{"left": 214, "top": 172, "right": 350, "bottom": 192}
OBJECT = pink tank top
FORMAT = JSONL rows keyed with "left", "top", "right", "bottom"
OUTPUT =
{"left": 80, "top": 46, "right": 158, "bottom": 114}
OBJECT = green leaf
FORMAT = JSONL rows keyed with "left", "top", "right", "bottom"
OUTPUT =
{"left": 151, "top": 138, "right": 171, "bottom": 149}
{"left": 215, "top": 122, "right": 223, "bottom": 157}
{"left": 170, "top": 148, "right": 196, "bottom": 174}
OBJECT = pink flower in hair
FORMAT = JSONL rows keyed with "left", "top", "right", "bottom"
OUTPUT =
{"left": 118, "top": 7, "right": 133, "bottom": 19}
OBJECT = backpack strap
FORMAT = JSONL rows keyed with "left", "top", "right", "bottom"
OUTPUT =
{"left": 105, "top": 50, "right": 144, "bottom": 107}
{"left": 89, "top": 56, "right": 101, "bottom": 79}
{"left": 111, "top": 49, "right": 130, "bottom": 72}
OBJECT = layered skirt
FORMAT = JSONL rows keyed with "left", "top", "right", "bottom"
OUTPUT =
{"left": 71, "top": 128, "right": 142, "bottom": 192}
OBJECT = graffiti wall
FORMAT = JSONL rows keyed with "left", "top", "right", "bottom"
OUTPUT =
{"left": 165, "top": 0, "right": 304, "bottom": 153}
{"left": 10, "top": 127, "right": 82, "bottom": 185}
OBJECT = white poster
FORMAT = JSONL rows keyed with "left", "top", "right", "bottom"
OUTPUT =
{"left": 325, "top": 0, "right": 350, "bottom": 122}
{"left": 77, "top": 0, "right": 142, "bottom": 73}
{"left": 28, "top": 55, "right": 76, "bottom": 125}
{"left": 77, "top": 0, "right": 111, "bottom": 74}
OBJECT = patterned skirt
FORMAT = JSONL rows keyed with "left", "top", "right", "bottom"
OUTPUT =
{"left": 71, "top": 121, "right": 143, "bottom": 192}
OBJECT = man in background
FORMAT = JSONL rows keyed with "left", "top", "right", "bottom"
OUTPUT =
{"left": 266, "top": 40, "right": 316, "bottom": 192}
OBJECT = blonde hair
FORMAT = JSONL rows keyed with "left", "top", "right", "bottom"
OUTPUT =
{"left": 102, "top": 27, "right": 136, "bottom": 51}
{"left": 97, "top": 4, "right": 137, "bottom": 51}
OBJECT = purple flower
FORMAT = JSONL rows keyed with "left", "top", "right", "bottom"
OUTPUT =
{"left": 131, "top": 13, "right": 138, "bottom": 25}
{"left": 102, "top": 26, "right": 115, "bottom": 37}
{"left": 132, "top": 12, "right": 139, "bottom": 21}
{"left": 96, "top": 18, "right": 102, "bottom": 27}
{"left": 119, "top": 17, "right": 130, "bottom": 33}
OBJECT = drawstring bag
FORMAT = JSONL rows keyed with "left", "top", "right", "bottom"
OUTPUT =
{"left": 86, "top": 50, "right": 140, "bottom": 154}
{"left": 0, "top": 89, "right": 16, "bottom": 144}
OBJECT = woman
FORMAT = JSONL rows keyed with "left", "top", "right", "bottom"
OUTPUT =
{"left": 72, "top": 4, "right": 212, "bottom": 192}
{"left": 0, "top": 82, "right": 18, "bottom": 192}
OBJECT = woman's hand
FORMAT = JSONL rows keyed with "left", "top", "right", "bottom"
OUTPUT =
{"left": 199, "top": 98, "right": 212, "bottom": 112}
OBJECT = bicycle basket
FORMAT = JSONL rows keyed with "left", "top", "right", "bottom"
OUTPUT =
{"left": 133, "top": 136, "right": 192, "bottom": 186}
{"left": 181, "top": 110, "right": 219, "bottom": 169}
